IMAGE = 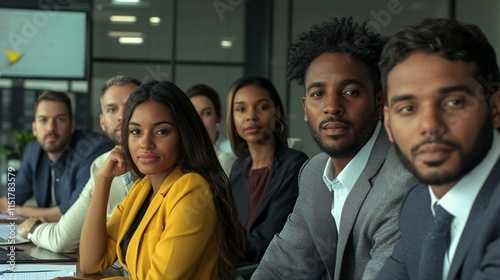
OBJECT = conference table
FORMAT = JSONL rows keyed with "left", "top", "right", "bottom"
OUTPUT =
{"left": 1, "top": 215, "right": 123, "bottom": 278}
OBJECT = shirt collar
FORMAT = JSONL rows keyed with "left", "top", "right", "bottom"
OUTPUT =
{"left": 430, "top": 130, "right": 500, "bottom": 220}
{"left": 323, "top": 121, "right": 382, "bottom": 191}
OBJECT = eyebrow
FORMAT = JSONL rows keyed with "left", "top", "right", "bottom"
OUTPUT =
{"left": 129, "top": 121, "right": 174, "bottom": 127}
{"left": 389, "top": 84, "right": 474, "bottom": 106}
{"left": 233, "top": 98, "right": 270, "bottom": 105}
{"left": 36, "top": 114, "right": 67, "bottom": 119}
{"left": 306, "top": 79, "right": 367, "bottom": 91}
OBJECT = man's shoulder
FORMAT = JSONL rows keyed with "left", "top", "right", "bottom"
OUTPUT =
{"left": 71, "top": 129, "right": 114, "bottom": 152}
{"left": 301, "top": 152, "right": 329, "bottom": 174}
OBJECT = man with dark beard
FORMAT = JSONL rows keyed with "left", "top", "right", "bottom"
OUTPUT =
{"left": 0, "top": 91, "right": 114, "bottom": 222}
{"left": 376, "top": 18, "right": 500, "bottom": 280}
{"left": 252, "top": 17, "right": 419, "bottom": 280}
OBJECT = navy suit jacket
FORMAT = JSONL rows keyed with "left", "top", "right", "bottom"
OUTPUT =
{"left": 230, "top": 147, "right": 308, "bottom": 262}
{"left": 6, "top": 129, "right": 114, "bottom": 213}
{"left": 376, "top": 157, "right": 500, "bottom": 280}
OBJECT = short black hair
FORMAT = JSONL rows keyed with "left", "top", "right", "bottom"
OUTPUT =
{"left": 379, "top": 18, "right": 500, "bottom": 99}
{"left": 287, "top": 16, "right": 387, "bottom": 94}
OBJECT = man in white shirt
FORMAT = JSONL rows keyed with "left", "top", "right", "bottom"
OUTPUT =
{"left": 376, "top": 18, "right": 500, "bottom": 280}
{"left": 252, "top": 17, "right": 419, "bottom": 280}
{"left": 16, "top": 75, "right": 140, "bottom": 253}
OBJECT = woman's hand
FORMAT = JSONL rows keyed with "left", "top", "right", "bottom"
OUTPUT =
{"left": 97, "top": 146, "right": 131, "bottom": 180}
{"left": 17, "top": 217, "right": 41, "bottom": 238}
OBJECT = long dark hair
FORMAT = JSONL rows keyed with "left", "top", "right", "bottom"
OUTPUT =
{"left": 226, "top": 75, "right": 289, "bottom": 157}
{"left": 121, "top": 80, "right": 246, "bottom": 279}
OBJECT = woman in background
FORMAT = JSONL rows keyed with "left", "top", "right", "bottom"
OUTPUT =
{"left": 186, "top": 84, "right": 236, "bottom": 175}
{"left": 226, "top": 75, "right": 309, "bottom": 262}
{"left": 79, "top": 80, "right": 246, "bottom": 279}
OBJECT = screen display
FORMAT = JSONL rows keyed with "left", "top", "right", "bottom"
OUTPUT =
{"left": 0, "top": 8, "right": 88, "bottom": 79}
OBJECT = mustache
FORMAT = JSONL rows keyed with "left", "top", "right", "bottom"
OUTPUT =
{"left": 44, "top": 133, "right": 59, "bottom": 139}
{"left": 411, "top": 137, "right": 459, "bottom": 155}
{"left": 319, "top": 116, "right": 353, "bottom": 129}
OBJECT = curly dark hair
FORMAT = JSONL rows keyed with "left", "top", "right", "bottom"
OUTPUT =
{"left": 379, "top": 18, "right": 500, "bottom": 100}
{"left": 287, "top": 16, "right": 387, "bottom": 94}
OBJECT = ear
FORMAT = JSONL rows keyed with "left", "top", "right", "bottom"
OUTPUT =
{"left": 275, "top": 106, "right": 282, "bottom": 120}
{"left": 489, "top": 89, "right": 500, "bottom": 130}
{"left": 376, "top": 90, "right": 384, "bottom": 120}
{"left": 99, "top": 114, "right": 105, "bottom": 132}
{"left": 70, "top": 119, "right": 76, "bottom": 134}
{"left": 302, "top": 96, "right": 308, "bottom": 122}
{"left": 383, "top": 106, "right": 395, "bottom": 142}
{"left": 32, "top": 121, "right": 37, "bottom": 136}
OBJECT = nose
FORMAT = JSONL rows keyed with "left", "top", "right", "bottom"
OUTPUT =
{"left": 140, "top": 134, "right": 156, "bottom": 150}
{"left": 322, "top": 91, "right": 345, "bottom": 116}
{"left": 245, "top": 107, "right": 257, "bottom": 121}
{"left": 419, "top": 105, "right": 447, "bottom": 138}
{"left": 47, "top": 118, "right": 56, "bottom": 131}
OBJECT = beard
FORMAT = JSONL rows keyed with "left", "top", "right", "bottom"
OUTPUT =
{"left": 307, "top": 114, "right": 378, "bottom": 159}
{"left": 41, "top": 134, "right": 71, "bottom": 154}
{"left": 394, "top": 117, "right": 494, "bottom": 186}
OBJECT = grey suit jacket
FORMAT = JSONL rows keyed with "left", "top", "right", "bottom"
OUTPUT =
{"left": 252, "top": 127, "right": 419, "bottom": 280}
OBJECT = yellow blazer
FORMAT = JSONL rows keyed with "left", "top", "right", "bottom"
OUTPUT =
{"left": 88, "top": 166, "right": 219, "bottom": 279}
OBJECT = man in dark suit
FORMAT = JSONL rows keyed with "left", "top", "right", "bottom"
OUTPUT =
{"left": 376, "top": 18, "right": 500, "bottom": 280}
{"left": 0, "top": 91, "right": 114, "bottom": 222}
{"left": 252, "top": 17, "right": 419, "bottom": 280}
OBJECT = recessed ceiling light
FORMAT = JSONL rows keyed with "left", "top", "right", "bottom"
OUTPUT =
{"left": 150, "top": 17, "right": 161, "bottom": 24}
{"left": 119, "top": 37, "right": 143, "bottom": 44}
{"left": 220, "top": 40, "right": 233, "bottom": 48}
{"left": 110, "top": 15, "right": 137, "bottom": 23}
{"left": 108, "top": 31, "right": 143, "bottom": 37}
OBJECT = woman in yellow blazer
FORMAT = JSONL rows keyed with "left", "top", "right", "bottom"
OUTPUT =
{"left": 79, "top": 80, "right": 246, "bottom": 279}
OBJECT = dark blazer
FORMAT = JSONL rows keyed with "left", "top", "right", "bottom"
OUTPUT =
{"left": 375, "top": 156, "right": 500, "bottom": 280}
{"left": 230, "top": 147, "right": 308, "bottom": 262}
{"left": 253, "top": 127, "right": 419, "bottom": 280}
{"left": 9, "top": 129, "right": 114, "bottom": 213}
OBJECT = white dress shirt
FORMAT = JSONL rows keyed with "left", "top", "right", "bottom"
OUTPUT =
{"left": 323, "top": 121, "right": 381, "bottom": 231}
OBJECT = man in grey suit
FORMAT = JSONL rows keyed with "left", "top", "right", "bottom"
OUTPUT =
{"left": 376, "top": 18, "right": 500, "bottom": 280}
{"left": 252, "top": 17, "right": 419, "bottom": 280}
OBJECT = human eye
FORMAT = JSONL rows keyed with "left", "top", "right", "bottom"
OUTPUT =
{"left": 129, "top": 129, "right": 141, "bottom": 136}
{"left": 56, "top": 116, "right": 67, "bottom": 123}
{"left": 202, "top": 110, "right": 212, "bottom": 117}
{"left": 107, "top": 106, "right": 117, "bottom": 113}
{"left": 156, "top": 129, "right": 169, "bottom": 135}
{"left": 309, "top": 90, "right": 324, "bottom": 98}
{"left": 38, "top": 118, "right": 47, "bottom": 124}
{"left": 443, "top": 97, "right": 466, "bottom": 111}
{"left": 396, "top": 104, "right": 416, "bottom": 115}
{"left": 234, "top": 106, "right": 245, "bottom": 113}
{"left": 343, "top": 89, "right": 359, "bottom": 96}
{"left": 257, "top": 104, "right": 270, "bottom": 111}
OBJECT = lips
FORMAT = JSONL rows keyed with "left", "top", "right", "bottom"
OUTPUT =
{"left": 138, "top": 154, "right": 160, "bottom": 164}
{"left": 44, "top": 134, "right": 59, "bottom": 141}
{"left": 321, "top": 121, "right": 350, "bottom": 136}
{"left": 414, "top": 143, "right": 454, "bottom": 163}
{"left": 244, "top": 126, "right": 261, "bottom": 134}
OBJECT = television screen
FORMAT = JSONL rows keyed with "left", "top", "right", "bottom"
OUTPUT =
{"left": 0, "top": 7, "right": 88, "bottom": 79}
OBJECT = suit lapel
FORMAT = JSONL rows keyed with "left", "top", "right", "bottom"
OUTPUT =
{"left": 334, "top": 128, "right": 391, "bottom": 279}
{"left": 302, "top": 153, "right": 338, "bottom": 278}
{"left": 120, "top": 167, "right": 183, "bottom": 275}
{"left": 447, "top": 158, "right": 500, "bottom": 279}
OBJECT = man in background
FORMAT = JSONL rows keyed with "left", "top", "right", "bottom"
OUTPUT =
{"left": 16, "top": 75, "right": 140, "bottom": 253}
{"left": 0, "top": 90, "right": 114, "bottom": 222}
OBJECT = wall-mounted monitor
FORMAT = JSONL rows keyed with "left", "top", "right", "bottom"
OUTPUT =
{"left": 0, "top": 7, "right": 88, "bottom": 80}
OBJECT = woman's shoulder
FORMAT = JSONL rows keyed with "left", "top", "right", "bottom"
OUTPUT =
{"left": 278, "top": 147, "right": 309, "bottom": 161}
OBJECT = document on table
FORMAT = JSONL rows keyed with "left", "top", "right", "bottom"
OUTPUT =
{"left": 0, "top": 224, "right": 30, "bottom": 245}
{"left": 0, "top": 270, "right": 75, "bottom": 279}
{"left": 0, "top": 264, "right": 76, "bottom": 279}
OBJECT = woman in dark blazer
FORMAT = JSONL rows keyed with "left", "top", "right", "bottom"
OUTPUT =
{"left": 226, "top": 75, "right": 309, "bottom": 262}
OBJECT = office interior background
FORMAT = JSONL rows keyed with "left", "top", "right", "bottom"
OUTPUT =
{"left": 1, "top": 0, "right": 499, "bottom": 186}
